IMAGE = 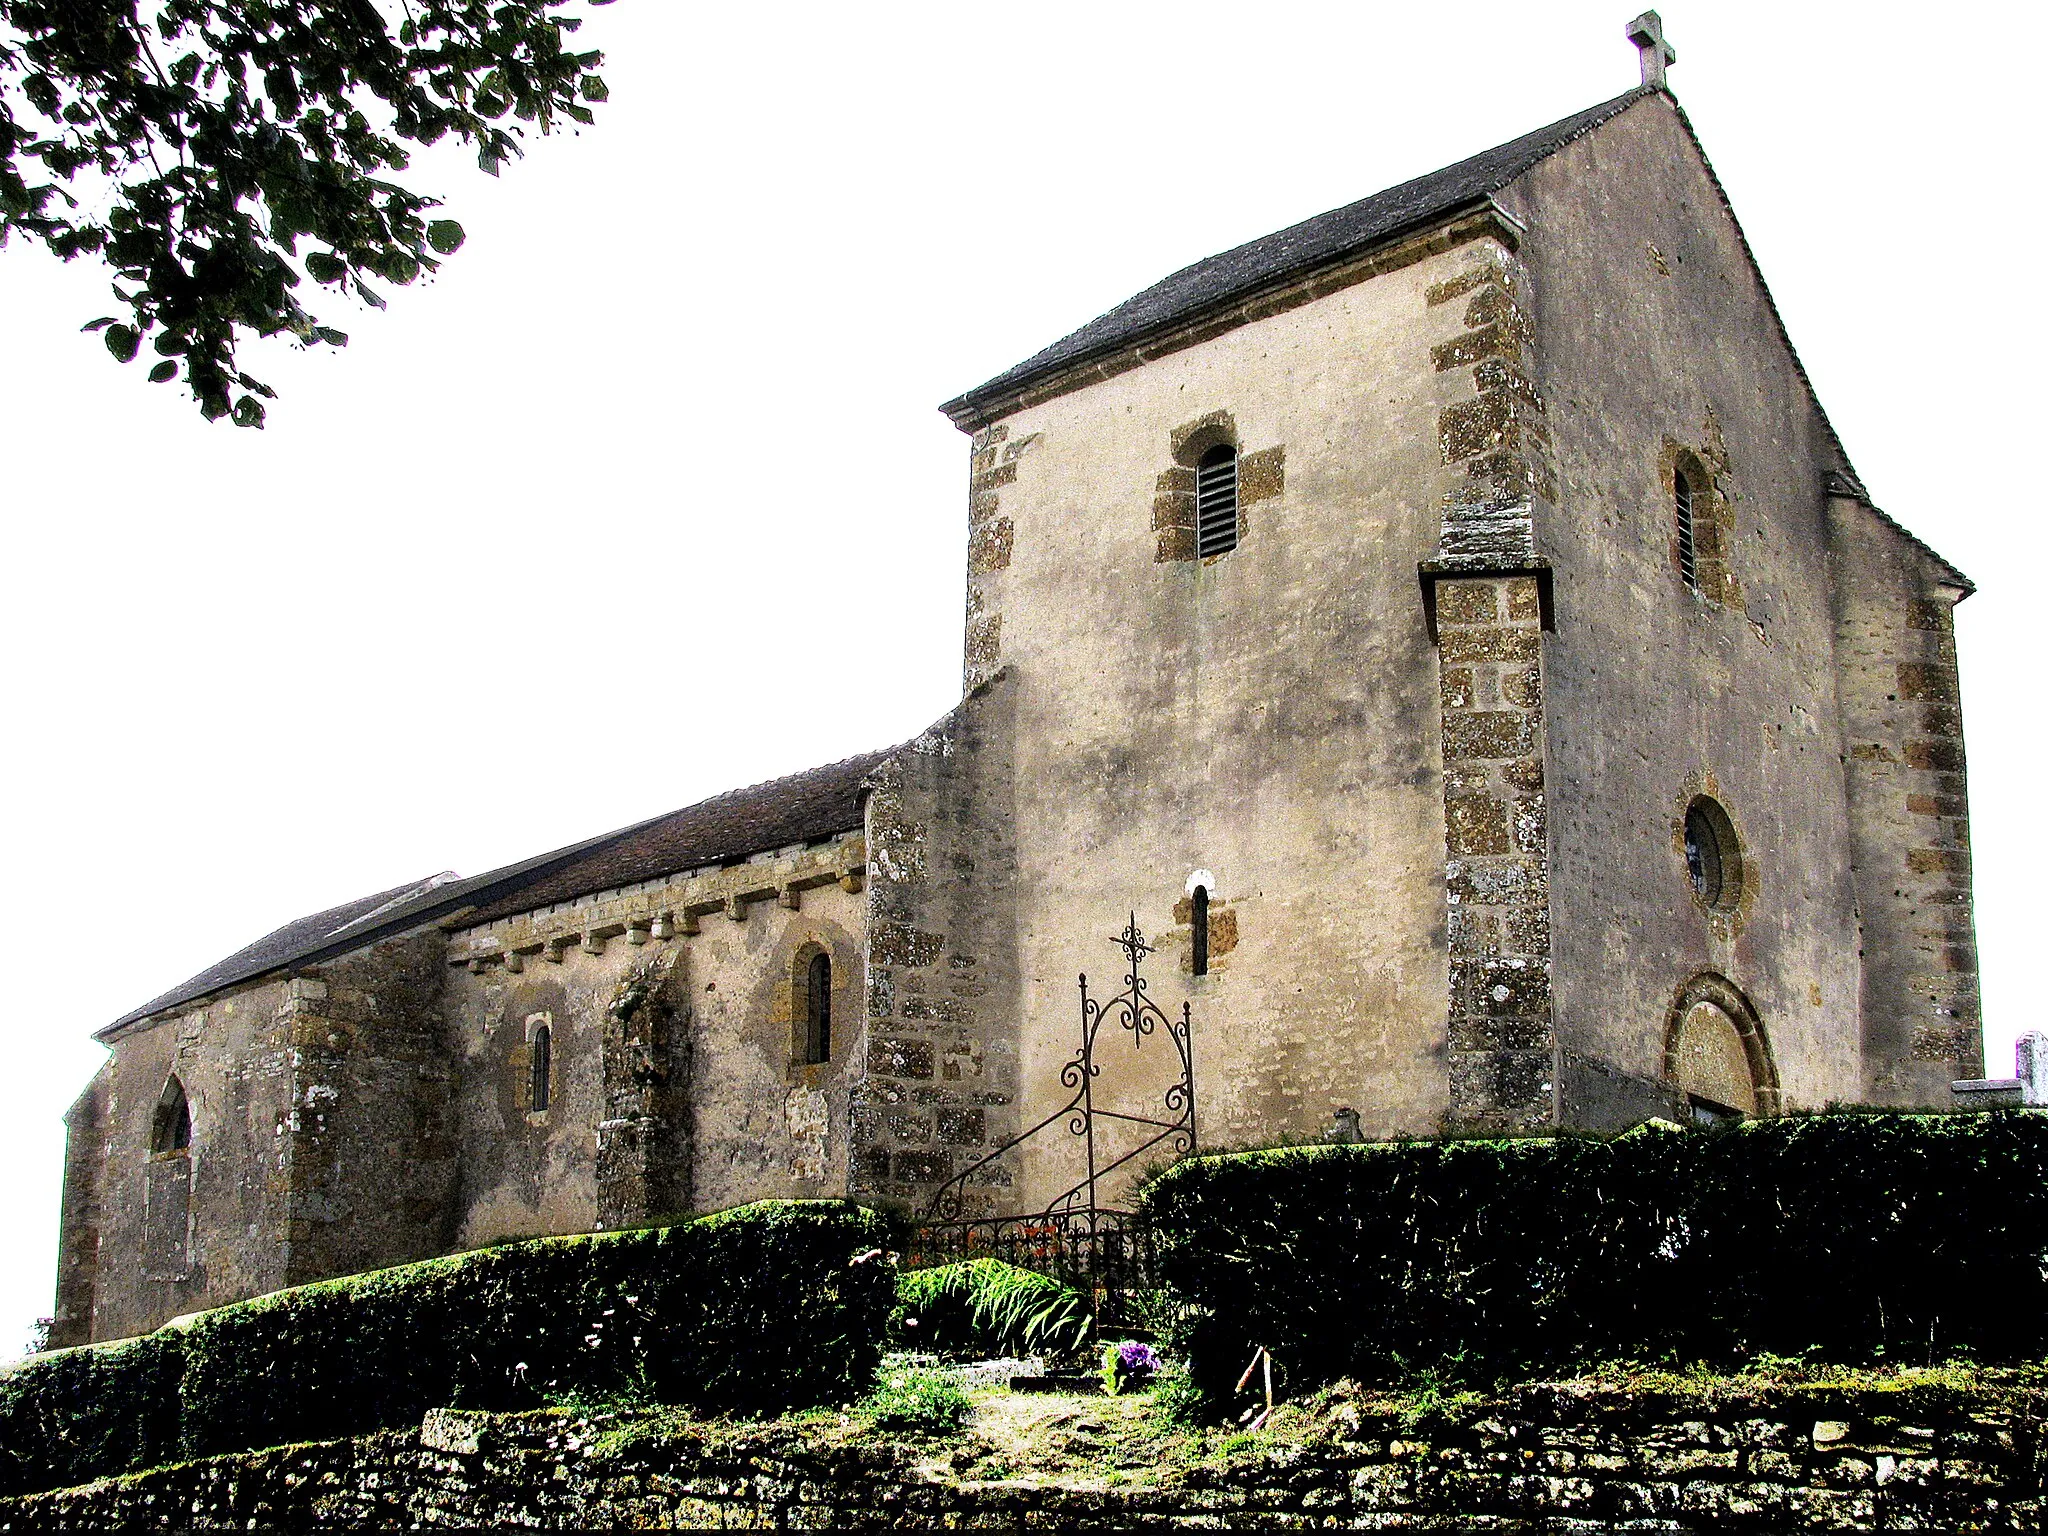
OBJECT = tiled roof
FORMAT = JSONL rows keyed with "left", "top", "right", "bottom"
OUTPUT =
{"left": 459, "top": 748, "right": 893, "bottom": 925}
{"left": 106, "top": 874, "right": 458, "bottom": 1034}
{"left": 942, "top": 87, "right": 1652, "bottom": 422}
{"left": 100, "top": 748, "right": 895, "bottom": 1037}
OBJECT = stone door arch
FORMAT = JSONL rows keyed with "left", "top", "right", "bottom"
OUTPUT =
{"left": 1663, "top": 973, "right": 1780, "bottom": 1119}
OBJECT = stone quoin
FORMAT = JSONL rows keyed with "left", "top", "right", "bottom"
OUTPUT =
{"left": 55, "top": 16, "right": 1985, "bottom": 1347}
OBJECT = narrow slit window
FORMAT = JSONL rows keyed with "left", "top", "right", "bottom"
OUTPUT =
{"left": 151, "top": 1077, "right": 191, "bottom": 1156}
{"left": 529, "top": 1024, "right": 552, "bottom": 1112}
{"left": 1192, "top": 886, "right": 1210, "bottom": 976}
{"left": 805, "top": 951, "right": 832, "bottom": 1065}
{"left": 1195, "top": 444, "right": 1239, "bottom": 559}
{"left": 1675, "top": 462, "right": 1699, "bottom": 591}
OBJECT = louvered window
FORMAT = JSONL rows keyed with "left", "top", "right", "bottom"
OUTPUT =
{"left": 1675, "top": 463, "right": 1699, "bottom": 591}
{"left": 1196, "top": 444, "right": 1239, "bottom": 559}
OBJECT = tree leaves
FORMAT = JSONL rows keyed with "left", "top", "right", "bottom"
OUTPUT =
{"left": 0, "top": 1, "right": 612, "bottom": 427}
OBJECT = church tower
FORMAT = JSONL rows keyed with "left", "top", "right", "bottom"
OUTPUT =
{"left": 849, "top": 16, "right": 1978, "bottom": 1216}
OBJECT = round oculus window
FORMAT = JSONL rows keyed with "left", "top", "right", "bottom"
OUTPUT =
{"left": 1683, "top": 797, "right": 1742, "bottom": 912}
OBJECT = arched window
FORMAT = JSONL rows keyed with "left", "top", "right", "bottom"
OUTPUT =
{"left": 803, "top": 950, "right": 832, "bottom": 1065}
{"left": 1195, "top": 443, "right": 1239, "bottom": 559}
{"left": 1674, "top": 459, "right": 1700, "bottom": 591}
{"left": 1191, "top": 885, "right": 1211, "bottom": 976}
{"left": 529, "top": 1024, "right": 552, "bottom": 1113}
{"left": 151, "top": 1077, "right": 191, "bottom": 1157}
{"left": 1682, "top": 796, "right": 1742, "bottom": 913}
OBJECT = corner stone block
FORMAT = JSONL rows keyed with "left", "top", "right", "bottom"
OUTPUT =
{"left": 1445, "top": 795, "right": 1511, "bottom": 855}
{"left": 1442, "top": 711, "right": 1536, "bottom": 760}
{"left": 1239, "top": 446, "right": 1285, "bottom": 503}
{"left": 1434, "top": 581, "right": 1500, "bottom": 626}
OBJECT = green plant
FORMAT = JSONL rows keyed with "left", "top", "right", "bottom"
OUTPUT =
{"left": 0, "top": 1200, "right": 892, "bottom": 1500}
{"left": 1102, "top": 1340, "right": 1161, "bottom": 1395}
{"left": 894, "top": 1259, "right": 1091, "bottom": 1359}
{"left": 0, "top": 1331, "right": 185, "bottom": 1497}
{"left": 1150, "top": 1368, "right": 1208, "bottom": 1427}
{"left": 1140, "top": 1111, "right": 2048, "bottom": 1405}
{"left": 863, "top": 1365, "right": 972, "bottom": 1436}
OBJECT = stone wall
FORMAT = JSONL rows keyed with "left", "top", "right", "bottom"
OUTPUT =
{"left": 273, "top": 934, "right": 456, "bottom": 1287}
{"left": 441, "top": 833, "right": 869, "bottom": 1244}
{"left": 1826, "top": 485, "right": 1982, "bottom": 1105}
{"left": 943, "top": 226, "right": 1497, "bottom": 1185}
{"left": 7, "top": 1381, "right": 2041, "bottom": 1530}
{"left": 1508, "top": 94, "right": 1874, "bottom": 1118}
{"left": 1421, "top": 237, "right": 1560, "bottom": 1137}
{"left": 67, "top": 977, "right": 301, "bottom": 1344}
{"left": 853, "top": 676, "right": 1022, "bottom": 1217}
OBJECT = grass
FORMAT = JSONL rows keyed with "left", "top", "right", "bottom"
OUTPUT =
{"left": 894, "top": 1261, "right": 1092, "bottom": 1360}
{"left": 862, "top": 1365, "right": 973, "bottom": 1436}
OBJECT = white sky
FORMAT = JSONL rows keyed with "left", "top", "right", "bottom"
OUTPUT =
{"left": 0, "top": 2, "right": 2038, "bottom": 1355}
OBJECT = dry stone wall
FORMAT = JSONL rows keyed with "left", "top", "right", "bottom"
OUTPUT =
{"left": 6, "top": 1381, "right": 2041, "bottom": 1531}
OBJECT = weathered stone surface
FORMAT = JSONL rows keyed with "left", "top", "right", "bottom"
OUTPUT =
{"left": 10, "top": 1376, "right": 2041, "bottom": 1531}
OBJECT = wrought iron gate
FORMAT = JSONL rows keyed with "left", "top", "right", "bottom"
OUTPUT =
{"left": 909, "top": 915, "right": 1195, "bottom": 1324}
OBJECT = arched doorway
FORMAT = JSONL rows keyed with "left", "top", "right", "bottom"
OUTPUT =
{"left": 1663, "top": 974, "right": 1779, "bottom": 1123}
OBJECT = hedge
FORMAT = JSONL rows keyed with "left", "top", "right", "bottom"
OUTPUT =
{"left": 1140, "top": 1112, "right": 2048, "bottom": 1401}
{"left": 0, "top": 1200, "right": 890, "bottom": 1497}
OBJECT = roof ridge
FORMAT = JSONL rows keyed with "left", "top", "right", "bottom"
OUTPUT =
{"left": 944, "top": 86, "right": 1656, "bottom": 421}
{"left": 100, "top": 744, "right": 908, "bottom": 1039}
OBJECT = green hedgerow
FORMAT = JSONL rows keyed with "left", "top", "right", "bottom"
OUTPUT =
{"left": 0, "top": 1200, "right": 892, "bottom": 1500}
{"left": 1140, "top": 1111, "right": 2048, "bottom": 1405}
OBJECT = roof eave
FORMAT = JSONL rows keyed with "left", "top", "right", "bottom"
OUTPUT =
{"left": 1824, "top": 472, "right": 1976, "bottom": 598}
{"left": 938, "top": 196, "right": 1529, "bottom": 434}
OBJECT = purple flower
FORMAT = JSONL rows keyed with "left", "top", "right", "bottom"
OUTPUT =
{"left": 1117, "top": 1342, "right": 1159, "bottom": 1374}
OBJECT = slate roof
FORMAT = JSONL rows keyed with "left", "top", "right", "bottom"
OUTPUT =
{"left": 101, "top": 748, "right": 895, "bottom": 1038}
{"left": 943, "top": 87, "right": 1652, "bottom": 421}
{"left": 106, "top": 874, "right": 459, "bottom": 1035}
{"left": 459, "top": 748, "right": 893, "bottom": 925}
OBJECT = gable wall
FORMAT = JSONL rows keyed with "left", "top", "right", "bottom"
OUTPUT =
{"left": 1503, "top": 96, "right": 1867, "bottom": 1114}
{"left": 82, "top": 980, "right": 297, "bottom": 1342}
{"left": 923, "top": 238, "right": 1525, "bottom": 1213}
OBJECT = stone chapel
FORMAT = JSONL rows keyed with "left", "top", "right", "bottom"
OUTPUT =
{"left": 55, "top": 18, "right": 1983, "bottom": 1347}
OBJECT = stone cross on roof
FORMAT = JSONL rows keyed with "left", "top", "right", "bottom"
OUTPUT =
{"left": 1627, "top": 11, "right": 1677, "bottom": 88}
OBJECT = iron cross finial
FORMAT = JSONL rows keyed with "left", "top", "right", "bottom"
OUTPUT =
{"left": 1114, "top": 913, "right": 1153, "bottom": 968}
{"left": 1626, "top": 11, "right": 1676, "bottom": 89}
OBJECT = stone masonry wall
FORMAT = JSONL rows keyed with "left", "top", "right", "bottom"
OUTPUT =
{"left": 962, "top": 426, "right": 1039, "bottom": 691}
{"left": 49, "top": 1073, "right": 109, "bottom": 1349}
{"left": 7, "top": 1383, "right": 2041, "bottom": 1530}
{"left": 1826, "top": 488, "right": 1982, "bottom": 1105}
{"left": 853, "top": 672, "right": 1020, "bottom": 1218}
{"left": 77, "top": 979, "right": 301, "bottom": 1344}
{"left": 276, "top": 934, "right": 457, "bottom": 1287}
{"left": 1508, "top": 95, "right": 1873, "bottom": 1116}
{"left": 1422, "top": 239, "right": 1559, "bottom": 1136}
{"left": 441, "top": 837, "right": 868, "bottom": 1245}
